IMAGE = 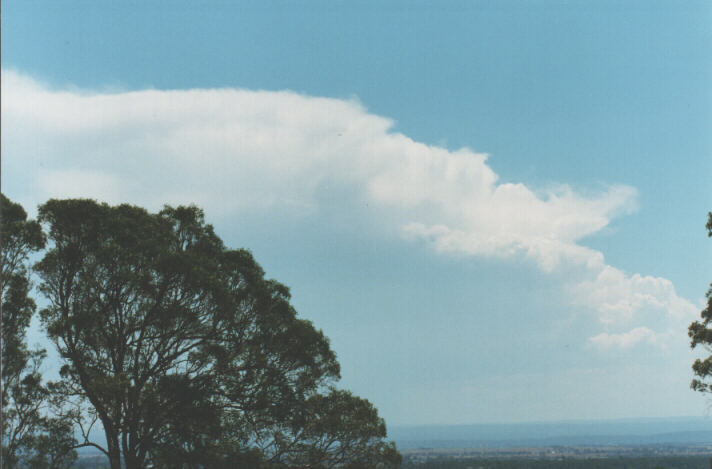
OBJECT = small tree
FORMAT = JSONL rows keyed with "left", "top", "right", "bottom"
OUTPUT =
{"left": 36, "top": 199, "right": 400, "bottom": 469}
{"left": 1, "top": 194, "right": 76, "bottom": 468}
{"left": 689, "top": 212, "right": 712, "bottom": 394}
{"left": 263, "top": 389, "right": 402, "bottom": 468}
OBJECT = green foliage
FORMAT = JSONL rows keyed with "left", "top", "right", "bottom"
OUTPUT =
{"left": 688, "top": 212, "right": 712, "bottom": 393}
{"left": 1, "top": 194, "right": 76, "bottom": 469}
{"left": 35, "top": 199, "right": 399, "bottom": 469}
{"left": 2, "top": 193, "right": 45, "bottom": 410}
{"left": 266, "top": 388, "right": 402, "bottom": 468}
{"left": 23, "top": 418, "right": 77, "bottom": 469}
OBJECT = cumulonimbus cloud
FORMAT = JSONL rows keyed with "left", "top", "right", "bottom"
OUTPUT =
{"left": 1, "top": 69, "right": 697, "bottom": 348}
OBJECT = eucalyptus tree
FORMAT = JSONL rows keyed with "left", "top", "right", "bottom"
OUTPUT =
{"left": 1, "top": 194, "right": 76, "bottom": 468}
{"left": 36, "top": 199, "right": 400, "bottom": 469}
{"left": 689, "top": 212, "right": 712, "bottom": 394}
{"left": 262, "top": 389, "right": 402, "bottom": 468}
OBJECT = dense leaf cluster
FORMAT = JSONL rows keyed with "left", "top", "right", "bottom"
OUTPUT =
{"left": 1, "top": 194, "right": 77, "bottom": 468}
{"left": 688, "top": 212, "right": 712, "bottom": 394}
{"left": 2, "top": 196, "right": 400, "bottom": 469}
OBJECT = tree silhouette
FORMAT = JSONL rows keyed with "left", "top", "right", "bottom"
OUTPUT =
{"left": 36, "top": 199, "right": 400, "bottom": 469}
{"left": 689, "top": 212, "right": 712, "bottom": 395}
{"left": 1, "top": 194, "right": 76, "bottom": 468}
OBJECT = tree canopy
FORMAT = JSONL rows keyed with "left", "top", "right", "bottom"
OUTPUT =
{"left": 1, "top": 194, "right": 76, "bottom": 468}
{"left": 688, "top": 212, "right": 712, "bottom": 395}
{"left": 32, "top": 198, "right": 400, "bottom": 469}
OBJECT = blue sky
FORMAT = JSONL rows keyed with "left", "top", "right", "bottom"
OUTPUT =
{"left": 2, "top": 0, "right": 711, "bottom": 426}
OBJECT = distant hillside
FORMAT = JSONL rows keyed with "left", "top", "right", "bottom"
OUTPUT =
{"left": 390, "top": 417, "right": 712, "bottom": 449}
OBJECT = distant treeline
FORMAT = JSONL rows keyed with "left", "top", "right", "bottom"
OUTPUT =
{"left": 402, "top": 456, "right": 712, "bottom": 469}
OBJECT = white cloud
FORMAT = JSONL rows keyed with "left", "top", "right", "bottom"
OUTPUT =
{"left": 588, "top": 327, "right": 665, "bottom": 350}
{"left": 1, "top": 69, "right": 697, "bottom": 348}
{"left": 573, "top": 265, "right": 698, "bottom": 325}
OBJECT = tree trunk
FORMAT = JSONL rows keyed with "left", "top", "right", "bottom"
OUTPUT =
{"left": 123, "top": 435, "right": 143, "bottom": 469}
{"left": 104, "top": 426, "right": 122, "bottom": 469}
{"left": 108, "top": 446, "right": 122, "bottom": 469}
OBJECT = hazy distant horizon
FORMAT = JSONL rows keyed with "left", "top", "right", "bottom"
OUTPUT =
{"left": 391, "top": 415, "right": 712, "bottom": 429}
{"left": 390, "top": 416, "right": 712, "bottom": 449}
